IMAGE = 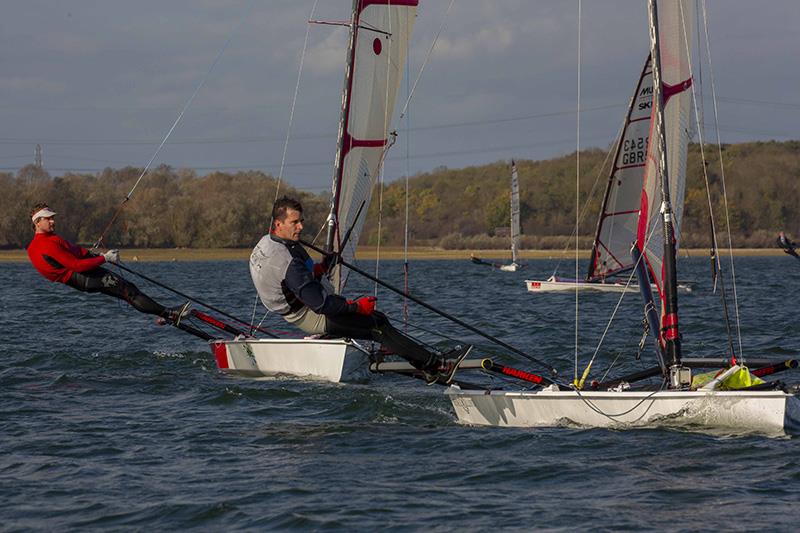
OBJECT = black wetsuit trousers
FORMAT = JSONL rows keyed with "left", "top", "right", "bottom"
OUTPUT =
{"left": 66, "top": 267, "right": 166, "bottom": 317}
{"left": 325, "top": 311, "right": 436, "bottom": 370}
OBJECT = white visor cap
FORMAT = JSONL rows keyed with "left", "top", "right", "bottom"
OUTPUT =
{"left": 32, "top": 208, "right": 57, "bottom": 222}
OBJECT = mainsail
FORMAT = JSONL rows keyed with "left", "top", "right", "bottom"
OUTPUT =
{"left": 510, "top": 160, "right": 521, "bottom": 265}
{"left": 586, "top": 55, "right": 654, "bottom": 282}
{"left": 636, "top": 0, "right": 693, "bottom": 301}
{"left": 328, "top": 0, "right": 418, "bottom": 292}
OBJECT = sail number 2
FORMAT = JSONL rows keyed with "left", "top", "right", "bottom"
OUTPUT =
{"left": 622, "top": 137, "right": 648, "bottom": 165}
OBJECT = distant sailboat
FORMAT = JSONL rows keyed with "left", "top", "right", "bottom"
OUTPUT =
{"left": 525, "top": 54, "right": 655, "bottom": 293}
{"left": 777, "top": 231, "right": 800, "bottom": 260}
{"left": 471, "top": 160, "right": 524, "bottom": 272}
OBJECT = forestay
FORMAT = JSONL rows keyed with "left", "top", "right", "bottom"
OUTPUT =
{"left": 330, "top": 0, "right": 419, "bottom": 292}
{"left": 587, "top": 55, "right": 654, "bottom": 282}
{"left": 636, "top": 0, "right": 693, "bottom": 298}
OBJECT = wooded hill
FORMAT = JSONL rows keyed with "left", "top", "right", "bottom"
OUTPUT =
{"left": 2, "top": 140, "right": 798, "bottom": 249}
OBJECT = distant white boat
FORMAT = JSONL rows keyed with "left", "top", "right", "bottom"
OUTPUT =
{"left": 526, "top": 276, "right": 638, "bottom": 293}
{"left": 526, "top": 276, "right": 692, "bottom": 293}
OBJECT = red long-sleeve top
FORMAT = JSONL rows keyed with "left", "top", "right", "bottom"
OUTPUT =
{"left": 27, "top": 232, "right": 106, "bottom": 283}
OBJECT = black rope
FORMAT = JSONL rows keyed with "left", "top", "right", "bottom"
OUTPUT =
{"left": 113, "top": 262, "right": 278, "bottom": 338}
{"left": 303, "top": 238, "right": 559, "bottom": 378}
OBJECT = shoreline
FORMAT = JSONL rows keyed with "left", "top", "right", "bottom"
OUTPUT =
{"left": 0, "top": 247, "right": 789, "bottom": 262}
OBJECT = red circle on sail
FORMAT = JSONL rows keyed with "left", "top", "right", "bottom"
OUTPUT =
{"left": 373, "top": 38, "right": 382, "bottom": 55}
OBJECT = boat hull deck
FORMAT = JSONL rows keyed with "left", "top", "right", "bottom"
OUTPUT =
{"left": 525, "top": 279, "right": 637, "bottom": 293}
{"left": 525, "top": 279, "right": 692, "bottom": 293}
{"left": 446, "top": 387, "right": 800, "bottom": 434}
{"left": 211, "top": 338, "right": 372, "bottom": 383}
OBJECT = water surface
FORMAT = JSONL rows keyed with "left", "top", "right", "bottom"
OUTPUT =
{"left": 2, "top": 256, "right": 799, "bottom": 530}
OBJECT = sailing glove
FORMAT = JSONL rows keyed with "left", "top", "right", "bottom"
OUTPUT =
{"left": 102, "top": 249, "right": 120, "bottom": 263}
{"left": 349, "top": 296, "right": 377, "bottom": 315}
{"left": 313, "top": 252, "right": 340, "bottom": 278}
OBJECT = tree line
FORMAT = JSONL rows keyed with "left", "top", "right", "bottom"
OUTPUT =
{"left": 2, "top": 140, "right": 798, "bottom": 250}
{"left": 1, "top": 165, "right": 328, "bottom": 249}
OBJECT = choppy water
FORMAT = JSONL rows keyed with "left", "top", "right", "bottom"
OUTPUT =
{"left": 3, "top": 256, "right": 799, "bottom": 531}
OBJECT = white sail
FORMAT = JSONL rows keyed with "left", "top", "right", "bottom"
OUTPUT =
{"left": 636, "top": 0, "right": 693, "bottom": 299}
{"left": 587, "top": 55, "right": 653, "bottom": 282}
{"left": 510, "top": 160, "right": 521, "bottom": 264}
{"left": 330, "top": 0, "right": 418, "bottom": 292}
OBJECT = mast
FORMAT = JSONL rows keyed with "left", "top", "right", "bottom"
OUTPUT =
{"left": 510, "top": 160, "right": 520, "bottom": 264}
{"left": 647, "top": 0, "right": 682, "bottom": 369}
{"left": 326, "top": 0, "right": 360, "bottom": 254}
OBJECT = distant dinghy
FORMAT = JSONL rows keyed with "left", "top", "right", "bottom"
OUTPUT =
{"left": 471, "top": 160, "right": 524, "bottom": 272}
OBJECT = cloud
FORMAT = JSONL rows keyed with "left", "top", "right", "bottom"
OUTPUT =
{"left": 433, "top": 23, "right": 516, "bottom": 61}
{"left": 304, "top": 27, "right": 349, "bottom": 76}
{"left": 0, "top": 77, "right": 64, "bottom": 93}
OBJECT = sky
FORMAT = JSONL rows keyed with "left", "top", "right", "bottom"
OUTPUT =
{"left": 2, "top": 0, "right": 798, "bottom": 193}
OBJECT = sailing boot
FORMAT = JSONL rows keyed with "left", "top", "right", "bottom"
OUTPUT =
{"left": 164, "top": 301, "right": 192, "bottom": 326}
{"left": 423, "top": 345, "right": 473, "bottom": 385}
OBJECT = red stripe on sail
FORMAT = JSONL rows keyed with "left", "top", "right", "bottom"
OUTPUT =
{"left": 339, "top": 131, "right": 388, "bottom": 161}
{"left": 636, "top": 189, "right": 650, "bottom": 247}
{"left": 663, "top": 77, "right": 692, "bottom": 105}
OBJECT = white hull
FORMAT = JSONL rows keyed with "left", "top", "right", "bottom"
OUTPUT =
{"left": 446, "top": 387, "right": 800, "bottom": 434}
{"left": 525, "top": 279, "right": 638, "bottom": 293}
{"left": 525, "top": 279, "right": 692, "bottom": 293}
{"left": 210, "top": 338, "right": 372, "bottom": 383}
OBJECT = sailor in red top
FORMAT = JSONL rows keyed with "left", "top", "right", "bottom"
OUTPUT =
{"left": 27, "top": 203, "right": 190, "bottom": 323}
